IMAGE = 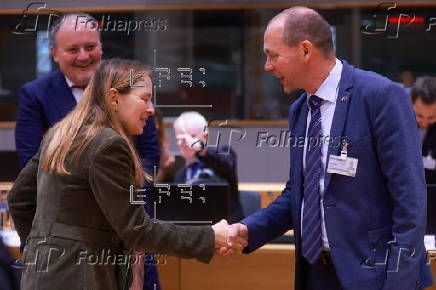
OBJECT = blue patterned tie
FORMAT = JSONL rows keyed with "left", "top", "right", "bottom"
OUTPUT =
{"left": 302, "top": 95, "right": 323, "bottom": 264}
{"left": 187, "top": 161, "right": 200, "bottom": 181}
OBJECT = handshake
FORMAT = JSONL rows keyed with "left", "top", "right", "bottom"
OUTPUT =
{"left": 211, "top": 220, "right": 248, "bottom": 259}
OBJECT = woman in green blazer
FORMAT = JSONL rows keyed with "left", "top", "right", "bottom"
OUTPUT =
{"left": 8, "top": 59, "right": 238, "bottom": 290}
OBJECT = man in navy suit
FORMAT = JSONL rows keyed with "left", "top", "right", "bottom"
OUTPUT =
{"left": 223, "top": 7, "right": 433, "bottom": 289}
{"left": 15, "top": 13, "right": 161, "bottom": 290}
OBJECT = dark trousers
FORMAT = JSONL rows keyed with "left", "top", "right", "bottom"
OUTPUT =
{"left": 302, "top": 252, "right": 343, "bottom": 290}
{"left": 0, "top": 240, "right": 19, "bottom": 290}
{"left": 144, "top": 263, "right": 160, "bottom": 290}
{"left": 144, "top": 200, "right": 161, "bottom": 290}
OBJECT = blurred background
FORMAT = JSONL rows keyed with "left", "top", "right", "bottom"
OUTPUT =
{"left": 1, "top": 0, "right": 436, "bottom": 183}
{"left": 2, "top": 1, "right": 436, "bottom": 289}
{"left": 1, "top": 1, "right": 436, "bottom": 120}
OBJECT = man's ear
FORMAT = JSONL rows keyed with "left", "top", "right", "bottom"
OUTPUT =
{"left": 109, "top": 88, "right": 119, "bottom": 111}
{"left": 50, "top": 46, "right": 59, "bottom": 64}
{"left": 300, "top": 40, "right": 313, "bottom": 60}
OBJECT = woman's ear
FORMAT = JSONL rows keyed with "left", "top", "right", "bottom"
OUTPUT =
{"left": 109, "top": 88, "right": 119, "bottom": 112}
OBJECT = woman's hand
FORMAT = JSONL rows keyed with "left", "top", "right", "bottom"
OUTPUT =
{"left": 211, "top": 219, "right": 230, "bottom": 248}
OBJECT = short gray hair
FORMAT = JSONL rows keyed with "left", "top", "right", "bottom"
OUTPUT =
{"left": 173, "top": 111, "right": 208, "bottom": 134}
{"left": 49, "top": 13, "right": 99, "bottom": 47}
{"left": 270, "top": 6, "right": 334, "bottom": 56}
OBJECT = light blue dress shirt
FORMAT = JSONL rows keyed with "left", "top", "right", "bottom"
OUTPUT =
{"left": 302, "top": 58, "right": 343, "bottom": 249}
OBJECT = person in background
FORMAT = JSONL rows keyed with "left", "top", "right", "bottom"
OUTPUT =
{"left": 8, "top": 58, "right": 243, "bottom": 290}
{"left": 173, "top": 111, "right": 243, "bottom": 223}
{"left": 14, "top": 13, "right": 161, "bottom": 290}
{"left": 411, "top": 77, "right": 436, "bottom": 184}
{"left": 154, "top": 109, "right": 176, "bottom": 183}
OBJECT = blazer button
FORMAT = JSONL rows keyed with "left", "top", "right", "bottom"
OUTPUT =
{"left": 361, "top": 256, "right": 375, "bottom": 268}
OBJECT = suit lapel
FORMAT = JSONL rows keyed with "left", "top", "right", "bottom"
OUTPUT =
{"left": 323, "top": 61, "right": 354, "bottom": 192}
{"left": 50, "top": 71, "right": 77, "bottom": 121}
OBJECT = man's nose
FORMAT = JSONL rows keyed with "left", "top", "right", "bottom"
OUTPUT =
{"left": 147, "top": 102, "right": 155, "bottom": 116}
{"left": 76, "top": 48, "right": 90, "bottom": 61}
{"left": 264, "top": 60, "right": 273, "bottom": 71}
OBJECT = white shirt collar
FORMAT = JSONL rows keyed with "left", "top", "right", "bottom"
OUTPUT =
{"left": 64, "top": 76, "right": 86, "bottom": 89}
{"left": 64, "top": 76, "right": 74, "bottom": 88}
{"left": 307, "top": 58, "right": 343, "bottom": 105}
{"left": 64, "top": 75, "right": 84, "bottom": 103}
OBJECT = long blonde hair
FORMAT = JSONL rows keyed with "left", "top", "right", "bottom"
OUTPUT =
{"left": 41, "top": 58, "right": 152, "bottom": 186}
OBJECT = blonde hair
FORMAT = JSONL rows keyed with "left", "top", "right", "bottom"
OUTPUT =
{"left": 41, "top": 58, "right": 152, "bottom": 186}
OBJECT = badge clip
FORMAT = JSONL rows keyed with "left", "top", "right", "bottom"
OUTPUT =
{"left": 340, "top": 141, "right": 348, "bottom": 160}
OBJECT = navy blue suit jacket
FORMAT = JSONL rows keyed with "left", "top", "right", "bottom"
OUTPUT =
{"left": 15, "top": 70, "right": 161, "bottom": 289}
{"left": 243, "top": 61, "right": 432, "bottom": 290}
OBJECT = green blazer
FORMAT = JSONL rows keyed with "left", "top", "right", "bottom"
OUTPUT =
{"left": 8, "top": 127, "right": 215, "bottom": 290}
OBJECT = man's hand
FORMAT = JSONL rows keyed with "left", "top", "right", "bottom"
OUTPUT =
{"left": 215, "top": 223, "right": 248, "bottom": 259}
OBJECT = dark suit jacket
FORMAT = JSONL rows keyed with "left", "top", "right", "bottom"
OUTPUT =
{"left": 243, "top": 61, "right": 432, "bottom": 290}
{"left": 174, "top": 146, "right": 243, "bottom": 223}
{"left": 422, "top": 123, "right": 436, "bottom": 184}
{"left": 7, "top": 127, "right": 214, "bottom": 290}
{"left": 15, "top": 70, "right": 160, "bottom": 173}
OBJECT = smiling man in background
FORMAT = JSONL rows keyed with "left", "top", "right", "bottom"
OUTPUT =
{"left": 15, "top": 13, "right": 105, "bottom": 167}
{"left": 14, "top": 13, "right": 161, "bottom": 290}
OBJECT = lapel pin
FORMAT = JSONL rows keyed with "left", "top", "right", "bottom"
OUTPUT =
{"left": 341, "top": 96, "right": 348, "bottom": 102}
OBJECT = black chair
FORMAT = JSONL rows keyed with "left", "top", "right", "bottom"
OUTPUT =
{"left": 0, "top": 240, "right": 19, "bottom": 290}
{"left": 239, "top": 190, "right": 261, "bottom": 218}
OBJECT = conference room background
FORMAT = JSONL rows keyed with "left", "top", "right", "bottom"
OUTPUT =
{"left": 1, "top": 0, "right": 435, "bottom": 182}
